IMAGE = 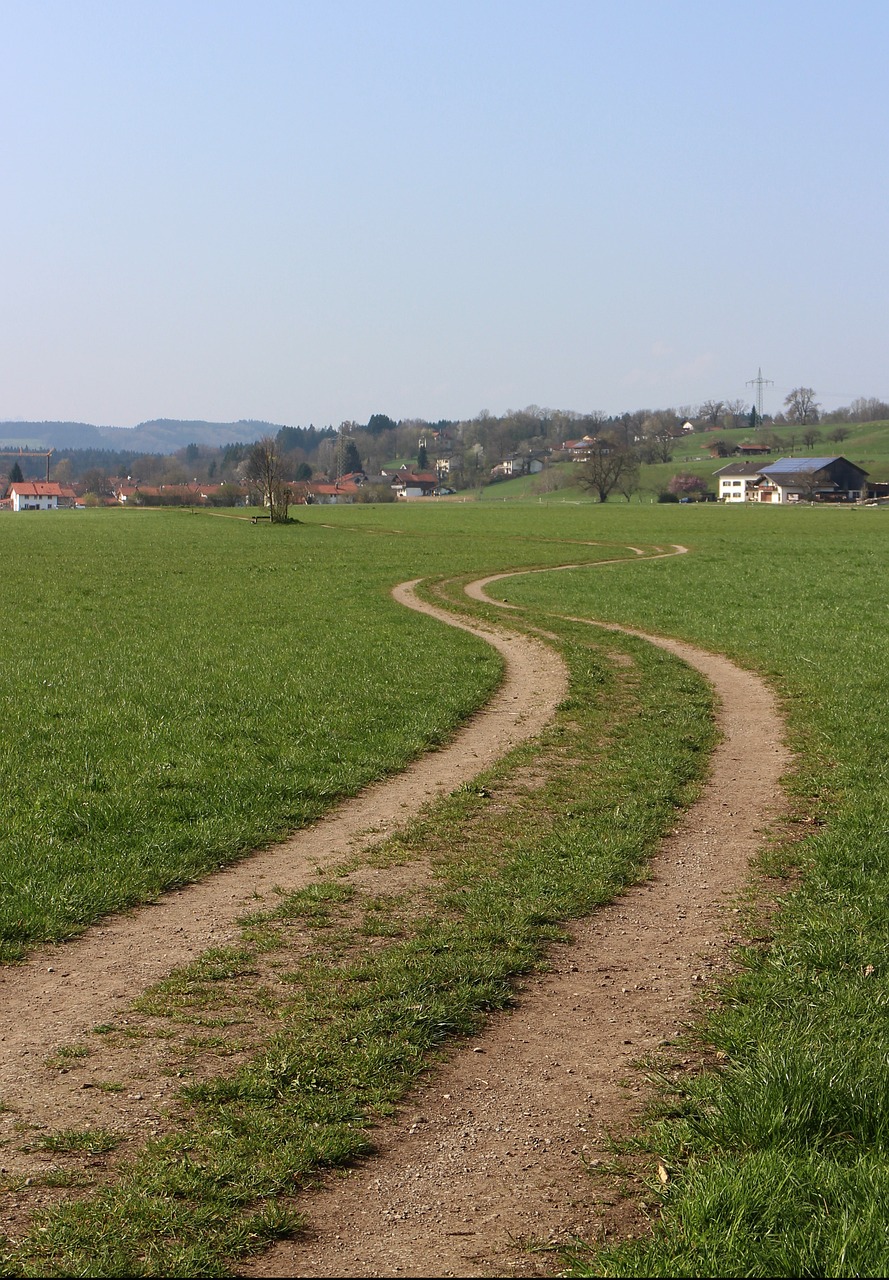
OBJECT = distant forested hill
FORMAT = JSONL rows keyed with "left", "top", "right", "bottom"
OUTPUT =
{"left": 0, "top": 418, "right": 285, "bottom": 454}
{"left": 0, "top": 421, "right": 107, "bottom": 449}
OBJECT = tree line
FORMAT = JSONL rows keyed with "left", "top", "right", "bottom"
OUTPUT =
{"left": 6, "top": 389, "right": 887, "bottom": 502}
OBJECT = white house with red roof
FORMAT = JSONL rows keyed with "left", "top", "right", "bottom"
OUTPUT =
{"left": 391, "top": 470, "right": 438, "bottom": 498}
{"left": 8, "top": 482, "right": 78, "bottom": 511}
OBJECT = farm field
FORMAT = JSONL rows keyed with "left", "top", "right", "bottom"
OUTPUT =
{"left": 0, "top": 507, "right": 629, "bottom": 960}
{"left": 2, "top": 500, "right": 889, "bottom": 1276}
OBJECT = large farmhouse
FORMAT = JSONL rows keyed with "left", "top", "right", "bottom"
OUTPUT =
{"left": 754, "top": 457, "right": 869, "bottom": 503}
{"left": 713, "top": 461, "right": 765, "bottom": 502}
{"left": 7, "top": 481, "right": 78, "bottom": 511}
{"left": 714, "top": 456, "right": 869, "bottom": 504}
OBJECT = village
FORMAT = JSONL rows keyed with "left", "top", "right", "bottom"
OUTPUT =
{"left": 0, "top": 445, "right": 878, "bottom": 511}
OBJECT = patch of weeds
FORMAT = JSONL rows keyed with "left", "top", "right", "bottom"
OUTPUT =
{"left": 37, "top": 1169, "right": 95, "bottom": 1189}
{"left": 43, "top": 1045, "right": 91, "bottom": 1070}
{"left": 180, "top": 1035, "right": 247, "bottom": 1056}
{"left": 32, "top": 1129, "right": 123, "bottom": 1156}
{"left": 172, "top": 1012, "right": 246, "bottom": 1029}
{"left": 277, "top": 880, "right": 356, "bottom": 925}
{"left": 132, "top": 947, "right": 259, "bottom": 1017}
{"left": 357, "top": 894, "right": 411, "bottom": 939}
{"left": 94, "top": 1082, "right": 125, "bottom": 1094}
{"left": 359, "top": 912, "right": 406, "bottom": 939}
{"left": 240, "top": 922, "right": 284, "bottom": 951}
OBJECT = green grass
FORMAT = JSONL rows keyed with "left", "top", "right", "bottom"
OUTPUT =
{"left": 473, "top": 502, "right": 889, "bottom": 1277}
{"left": 32, "top": 1130, "right": 123, "bottom": 1156}
{"left": 1, "top": 598, "right": 715, "bottom": 1276}
{"left": 0, "top": 507, "right": 676, "bottom": 960}
{"left": 0, "top": 509, "right": 567, "bottom": 958}
{"left": 3, "top": 501, "right": 889, "bottom": 1275}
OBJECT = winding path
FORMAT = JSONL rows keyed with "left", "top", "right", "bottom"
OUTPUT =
{"left": 246, "top": 561, "right": 790, "bottom": 1279}
{"left": 0, "top": 583, "right": 567, "bottom": 1154}
{"left": 1, "top": 547, "right": 790, "bottom": 1280}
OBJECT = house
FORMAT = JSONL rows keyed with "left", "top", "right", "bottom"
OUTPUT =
{"left": 713, "top": 461, "right": 767, "bottom": 502}
{"left": 8, "top": 482, "right": 77, "bottom": 511}
{"left": 391, "top": 470, "right": 438, "bottom": 499}
{"left": 733, "top": 442, "right": 772, "bottom": 456}
{"left": 753, "top": 457, "right": 869, "bottom": 504}
{"left": 490, "top": 453, "right": 545, "bottom": 479}
{"left": 562, "top": 435, "right": 600, "bottom": 459}
{"left": 115, "top": 482, "right": 247, "bottom": 507}
{"left": 305, "top": 480, "right": 360, "bottom": 504}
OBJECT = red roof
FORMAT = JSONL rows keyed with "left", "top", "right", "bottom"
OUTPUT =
{"left": 309, "top": 482, "right": 360, "bottom": 496}
{"left": 10, "top": 482, "right": 67, "bottom": 497}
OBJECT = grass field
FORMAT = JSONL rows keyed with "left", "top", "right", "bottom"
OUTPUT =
{"left": 476, "top": 502, "right": 889, "bottom": 1276}
{"left": 2, "top": 500, "right": 889, "bottom": 1275}
{"left": 2, "top": 507, "right": 667, "bottom": 960}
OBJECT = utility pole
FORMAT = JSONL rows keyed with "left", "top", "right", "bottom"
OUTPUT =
{"left": 335, "top": 421, "right": 351, "bottom": 481}
{"left": 746, "top": 367, "right": 774, "bottom": 426}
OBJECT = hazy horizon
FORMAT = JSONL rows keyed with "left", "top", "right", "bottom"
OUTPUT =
{"left": 3, "top": 0, "right": 887, "bottom": 428}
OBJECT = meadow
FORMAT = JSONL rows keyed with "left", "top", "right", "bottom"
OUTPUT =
{"left": 1, "top": 507, "right": 623, "bottom": 959}
{"left": 2, "top": 500, "right": 889, "bottom": 1275}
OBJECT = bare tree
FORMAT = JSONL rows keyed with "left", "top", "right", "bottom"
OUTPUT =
{"left": 616, "top": 462, "right": 642, "bottom": 502}
{"left": 784, "top": 387, "right": 820, "bottom": 424}
{"left": 725, "top": 398, "right": 748, "bottom": 428}
{"left": 802, "top": 426, "right": 820, "bottom": 449}
{"left": 577, "top": 444, "right": 640, "bottom": 503}
{"left": 245, "top": 436, "right": 292, "bottom": 522}
{"left": 849, "top": 396, "right": 889, "bottom": 422}
{"left": 698, "top": 399, "right": 725, "bottom": 428}
{"left": 796, "top": 466, "right": 827, "bottom": 502}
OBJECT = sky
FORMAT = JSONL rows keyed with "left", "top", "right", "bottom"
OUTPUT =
{"left": 2, "top": 0, "right": 887, "bottom": 429}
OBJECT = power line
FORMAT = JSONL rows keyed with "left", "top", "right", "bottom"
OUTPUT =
{"left": 746, "top": 368, "right": 774, "bottom": 421}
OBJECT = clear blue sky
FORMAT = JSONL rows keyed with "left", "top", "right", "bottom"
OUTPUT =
{"left": 2, "top": 0, "right": 886, "bottom": 428}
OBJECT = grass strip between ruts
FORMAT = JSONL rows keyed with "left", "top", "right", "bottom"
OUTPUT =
{"left": 1, "top": 612, "right": 715, "bottom": 1277}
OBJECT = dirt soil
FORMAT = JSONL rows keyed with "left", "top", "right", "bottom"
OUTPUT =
{"left": 0, "top": 584, "right": 566, "bottom": 1163}
{"left": 0, "top": 559, "right": 790, "bottom": 1278}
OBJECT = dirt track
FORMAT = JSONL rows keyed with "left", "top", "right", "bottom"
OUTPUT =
{"left": 1, "top": 555, "right": 790, "bottom": 1277}
{"left": 0, "top": 582, "right": 567, "bottom": 1158}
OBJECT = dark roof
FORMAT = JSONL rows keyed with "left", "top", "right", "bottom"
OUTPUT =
{"left": 713, "top": 461, "right": 765, "bottom": 477}
{"left": 758, "top": 456, "right": 868, "bottom": 483}
{"left": 756, "top": 472, "right": 837, "bottom": 490}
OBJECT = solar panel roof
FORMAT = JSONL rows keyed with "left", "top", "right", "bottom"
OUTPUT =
{"left": 761, "top": 456, "right": 838, "bottom": 474}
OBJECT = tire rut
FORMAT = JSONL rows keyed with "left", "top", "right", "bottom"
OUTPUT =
{"left": 0, "top": 583, "right": 566, "bottom": 1155}
{"left": 244, "top": 560, "right": 791, "bottom": 1279}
